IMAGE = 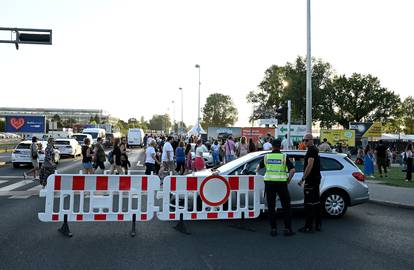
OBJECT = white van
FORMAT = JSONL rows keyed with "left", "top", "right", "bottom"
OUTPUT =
{"left": 82, "top": 128, "right": 106, "bottom": 145}
{"left": 127, "top": 128, "right": 144, "bottom": 147}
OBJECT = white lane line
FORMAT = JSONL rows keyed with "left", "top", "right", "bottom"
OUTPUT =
{"left": 0, "top": 176, "right": 25, "bottom": 179}
{"left": 0, "top": 180, "right": 8, "bottom": 184}
{"left": 9, "top": 185, "right": 42, "bottom": 199}
{"left": 0, "top": 180, "right": 33, "bottom": 192}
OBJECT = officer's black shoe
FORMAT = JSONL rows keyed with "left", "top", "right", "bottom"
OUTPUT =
{"left": 270, "top": 228, "right": 277, "bottom": 237}
{"left": 298, "top": 226, "right": 314, "bottom": 233}
{"left": 283, "top": 229, "right": 296, "bottom": 237}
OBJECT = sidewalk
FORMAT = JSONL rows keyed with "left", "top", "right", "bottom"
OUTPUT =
{"left": 367, "top": 180, "right": 414, "bottom": 209}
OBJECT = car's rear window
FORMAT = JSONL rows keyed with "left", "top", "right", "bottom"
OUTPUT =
{"left": 16, "top": 143, "right": 31, "bottom": 149}
{"left": 55, "top": 140, "right": 70, "bottom": 145}
{"left": 320, "top": 157, "right": 343, "bottom": 171}
{"left": 73, "top": 135, "right": 87, "bottom": 141}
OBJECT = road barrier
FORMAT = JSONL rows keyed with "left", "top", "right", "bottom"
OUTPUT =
{"left": 38, "top": 174, "right": 160, "bottom": 237}
{"left": 38, "top": 173, "right": 265, "bottom": 237}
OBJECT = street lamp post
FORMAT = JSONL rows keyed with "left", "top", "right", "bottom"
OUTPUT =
{"left": 179, "top": 87, "right": 183, "bottom": 134}
{"left": 195, "top": 64, "right": 201, "bottom": 134}
{"left": 306, "top": 0, "right": 312, "bottom": 133}
{"left": 172, "top": 100, "right": 176, "bottom": 133}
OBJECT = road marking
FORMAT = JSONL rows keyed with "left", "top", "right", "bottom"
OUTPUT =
{"left": 0, "top": 176, "right": 25, "bottom": 179}
{"left": 0, "top": 180, "right": 33, "bottom": 192}
{"left": 9, "top": 185, "right": 42, "bottom": 199}
{"left": 0, "top": 180, "right": 8, "bottom": 185}
{"left": 136, "top": 160, "right": 142, "bottom": 166}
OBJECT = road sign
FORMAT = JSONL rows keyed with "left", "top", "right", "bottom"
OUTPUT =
{"left": 276, "top": 125, "right": 307, "bottom": 137}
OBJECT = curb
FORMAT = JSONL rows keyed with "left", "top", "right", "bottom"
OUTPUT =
{"left": 369, "top": 199, "right": 414, "bottom": 210}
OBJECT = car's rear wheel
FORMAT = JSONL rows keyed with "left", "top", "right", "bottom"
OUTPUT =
{"left": 321, "top": 190, "right": 348, "bottom": 218}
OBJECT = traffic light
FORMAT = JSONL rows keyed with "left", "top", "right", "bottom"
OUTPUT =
{"left": 276, "top": 106, "right": 288, "bottom": 124}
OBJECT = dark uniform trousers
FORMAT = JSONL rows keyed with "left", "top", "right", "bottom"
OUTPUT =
{"left": 265, "top": 181, "right": 292, "bottom": 230}
{"left": 304, "top": 182, "right": 321, "bottom": 228}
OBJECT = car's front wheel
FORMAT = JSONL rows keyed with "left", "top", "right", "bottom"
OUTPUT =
{"left": 321, "top": 190, "right": 348, "bottom": 218}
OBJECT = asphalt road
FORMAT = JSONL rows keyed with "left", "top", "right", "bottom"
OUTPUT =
{"left": 0, "top": 150, "right": 413, "bottom": 270}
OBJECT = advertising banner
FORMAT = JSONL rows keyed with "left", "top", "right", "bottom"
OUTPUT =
{"left": 241, "top": 127, "right": 275, "bottom": 141}
{"left": 5, "top": 115, "right": 46, "bottom": 133}
{"left": 349, "top": 122, "right": 382, "bottom": 138}
{"left": 320, "top": 129, "right": 356, "bottom": 147}
{"left": 207, "top": 127, "right": 241, "bottom": 140}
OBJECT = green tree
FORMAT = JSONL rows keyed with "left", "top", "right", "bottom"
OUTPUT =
{"left": 327, "top": 73, "right": 401, "bottom": 128}
{"left": 201, "top": 93, "right": 238, "bottom": 128}
{"left": 149, "top": 114, "right": 171, "bottom": 132}
{"left": 402, "top": 96, "right": 414, "bottom": 134}
{"left": 247, "top": 56, "right": 334, "bottom": 126}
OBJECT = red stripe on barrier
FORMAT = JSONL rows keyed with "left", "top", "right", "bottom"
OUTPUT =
{"left": 94, "top": 214, "right": 106, "bottom": 221}
{"left": 118, "top": 214, "right": 124, "bottom": 221}
{"left": 54, "top": 176, "right": 61, "bottom": 190}
{"left": 229, "top": 176, "right": 239, "bottom": 190}
{"left": 96, "top": 176, "right": 108, "bottom": 190}
{"left": 187, "top": 177, "right": 198, "bottom": 191}
{"left": 141, "top": 214, "right": 147, "bottom": 220}
{"left": 249, "top": 211, "right": 254, "bottom": 218}
{"left": 119, "top": 176, "right": 131, "bottom": 190}
{"left": 249, "top": 176, "right": 254, "bottom": 190}
{"left": 52, "top": 214, "right": 59, "bottom": 221}
{"left": 142, "top": 176, "right": 148, "bottom": 191}
{"left": 207, "top": 213, "right": 218, "bottom": 219}
{"left": 228, "top": 212, "right": 234, "bottom": 218}
{"left": 76, "top": 215, "right": 83, "bottom": 221}
{"left": 169, "top": 213, "right": 175, "bottom": 219}
{"left": 72, "top": 176, "right": 85, "bottom": 190}
{"left": 191, "top": 213, "right": 197, "bottom": 219}
{"left": 171, "top": 177, "right": 176, "bottom": 191}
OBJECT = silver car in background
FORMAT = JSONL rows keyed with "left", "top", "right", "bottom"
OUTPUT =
{"left": 192, "top": 150, "right": 369, "bottom": 218}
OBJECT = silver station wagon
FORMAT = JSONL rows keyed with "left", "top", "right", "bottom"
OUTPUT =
{"left": 192, "top": 150, "right": 369, "bottom": 218}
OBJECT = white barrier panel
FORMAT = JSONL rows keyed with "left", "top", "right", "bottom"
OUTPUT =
{"left": 157, "top": 175, "right": 265, "bottom": 221}
{"left": 38, "top": 174, "right": 160, "bottom": 223}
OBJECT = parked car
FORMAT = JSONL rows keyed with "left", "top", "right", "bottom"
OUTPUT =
{"left": 12, "top": 140, "right": 60, "bottom": 168}
{"left": 188, "top": 150, "right": 369, "bottom": 218}
{"left": 82, "top": 128, "right": 106, "bottom": 145}
{"left": 54, "top": 139, "right": 82, "bottom": 158}
{"left": 72, "top": 133, "right": 93, "bottom": 146}
{"left": 127, "top": 128, "right": 144, "bottom": 147}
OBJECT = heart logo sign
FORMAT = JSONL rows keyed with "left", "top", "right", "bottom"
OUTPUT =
{"left": 10, "top": 118, "right": 25, "bottom": 130}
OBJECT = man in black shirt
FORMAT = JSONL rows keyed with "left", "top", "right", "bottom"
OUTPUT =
{"left": 298, "top": 133, "right": 322, "bottom": 233}
{"left": 375, "top": 140, "right": 388, "bottom": 177}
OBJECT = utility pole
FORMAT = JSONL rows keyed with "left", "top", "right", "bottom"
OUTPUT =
{"left": 306, "top": 0, "right": 312, "bottom": 133}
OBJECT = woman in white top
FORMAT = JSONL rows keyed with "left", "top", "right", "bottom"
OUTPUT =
{"left": 236, "top": 136, "right": 249, "bottom": 158}
{"left": 194, "top": 140, "right": 207, "bottom": 171}
{"left": 145, "top": 140, "right": 160, "bottom": 175}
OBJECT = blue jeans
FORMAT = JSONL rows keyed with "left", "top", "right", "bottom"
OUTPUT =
{"left": 213, "top": 151, "right": 219, "bottom": 166}
{"left": 226, "top": 155, "right": 234, "bottom": 163}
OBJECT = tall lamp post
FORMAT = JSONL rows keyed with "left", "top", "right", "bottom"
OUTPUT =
{"left": 195, "top": 64, "right": 201, "bottom": 134}
{"left": 179, "top": 87, "right": 183, "bottom": 134}
{"left": 172, "top": 100, "right": 176, "bottom": 133}
{"left": 306, "top": 0, "right": 312, "bottom": 133}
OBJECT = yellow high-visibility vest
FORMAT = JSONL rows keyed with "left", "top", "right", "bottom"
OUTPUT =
{"left": 264, "top": 153, "right": 288, "bottom": 182}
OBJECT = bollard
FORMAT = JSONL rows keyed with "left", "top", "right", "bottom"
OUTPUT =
{"left": 131, "top": 214, "right": 136, "bottom": 237}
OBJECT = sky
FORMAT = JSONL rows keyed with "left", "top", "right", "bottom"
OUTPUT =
{"left": 1, "top": 0, "right": 413, "bottom": 127}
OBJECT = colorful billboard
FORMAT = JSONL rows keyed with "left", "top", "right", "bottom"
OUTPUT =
{"left": 5, "top": 115, "right": 46, "bottom": 133}
{"left": 241, "top": 127, "right": 275, "bottom": 141}
{"left": 320, "top": 129, "right": 356, "bottom": 147}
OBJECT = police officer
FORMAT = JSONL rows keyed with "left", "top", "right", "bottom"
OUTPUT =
{"left": 298, "top": 133, "right": 322, "bottom": 233}
{"left": 258, "top": 139, "right": 296, "bottom": 237}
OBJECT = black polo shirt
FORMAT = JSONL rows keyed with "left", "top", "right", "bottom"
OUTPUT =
{"left": 304, "top": 145, "right": 321, "bottom": 185}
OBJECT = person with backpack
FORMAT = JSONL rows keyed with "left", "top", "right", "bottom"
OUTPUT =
{"left": 119, "top": 137, "right": 130, "bottom": 174}
{"left": 39, "top": 138, "right": 57, "bottom": 187}
{"left": 93, "top": 137, "right": 106, "bottom": 173}
{"left": 24, "top": 136, "right": 40, "bottom": 180}
{"left": 110, "top": 138, "right": 123, "bottom": 175}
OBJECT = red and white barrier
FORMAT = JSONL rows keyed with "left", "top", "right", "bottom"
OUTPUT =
{"left": 38, "top": 174, "right": 160, "bottom": 223}
{"left": 157, "top": 175, "right": 265, "bottom": 221}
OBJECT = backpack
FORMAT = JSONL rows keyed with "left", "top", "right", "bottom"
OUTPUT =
{"left": 108, "top": 150, "right": 114, "bottom": 164}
